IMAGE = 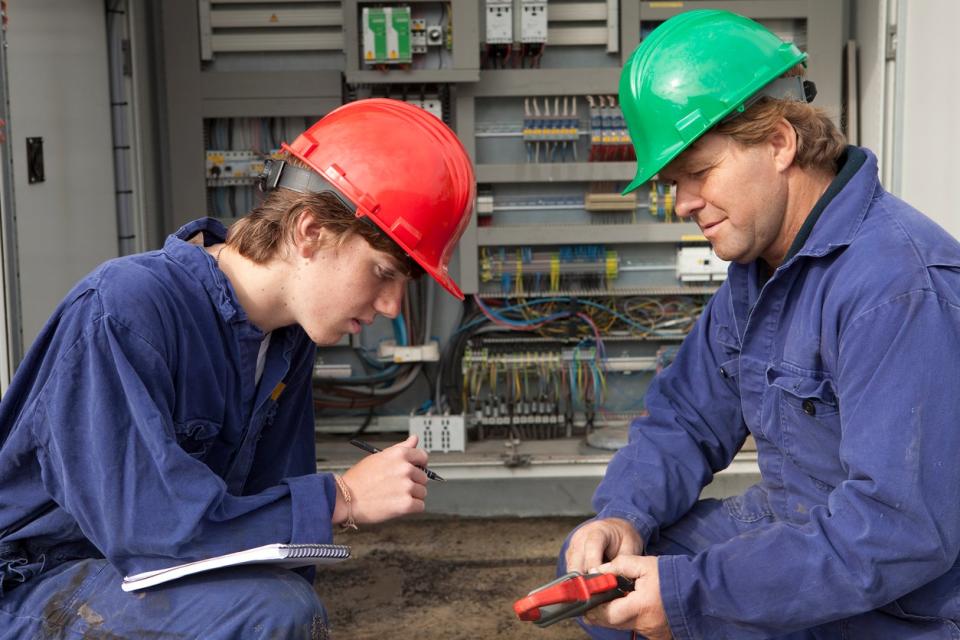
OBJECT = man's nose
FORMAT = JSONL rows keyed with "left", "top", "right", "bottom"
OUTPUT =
{"left": 674, "top": 184, "right": 705, "bottom": 219}
{"left": 374, "top": 280, "right": 405, "bottom": 319}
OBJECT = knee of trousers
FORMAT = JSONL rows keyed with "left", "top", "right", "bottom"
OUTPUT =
{"left": 214, "top": 566, "right": 328, "bottom": 630}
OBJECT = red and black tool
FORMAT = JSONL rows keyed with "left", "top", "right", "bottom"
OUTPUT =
{"left": 513, "top": 571, "right": 635, "bottom": 628}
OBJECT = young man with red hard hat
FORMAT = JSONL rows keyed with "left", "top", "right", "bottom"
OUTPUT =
{"left": 559, "top": 10, "right": 960, "bottom": 640}
{"left": 0, "top": 99, "right": 475, "bottom": 638}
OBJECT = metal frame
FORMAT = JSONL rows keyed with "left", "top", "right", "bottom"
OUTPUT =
{"left": 0, "top": 14, "right": 21, "bottom": 382}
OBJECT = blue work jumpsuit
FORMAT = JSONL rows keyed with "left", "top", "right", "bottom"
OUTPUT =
{"left": 0, "top": 219, "right": 337, "bottom": 638}
{"left": 562, "top": 147, "right": 960, "bottom": 639}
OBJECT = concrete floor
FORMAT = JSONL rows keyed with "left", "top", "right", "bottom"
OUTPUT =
{"left": 315, "top": 515, "right": 589, "bottom": 639}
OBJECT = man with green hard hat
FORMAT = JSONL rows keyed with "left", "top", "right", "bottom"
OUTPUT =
{"left": 560, "top": 10, "right": 960, "bottom": 640}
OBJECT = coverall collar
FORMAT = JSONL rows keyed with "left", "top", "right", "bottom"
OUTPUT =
{"left": 781, "top": 146, "right": 878, "bottom": 267}
{"left": 164, "top": 217, "right": 262, "bottom": 337}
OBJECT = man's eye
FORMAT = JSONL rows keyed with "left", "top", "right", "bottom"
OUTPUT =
{"left": 376, "top": 266, "right": 396, "bottom": 280}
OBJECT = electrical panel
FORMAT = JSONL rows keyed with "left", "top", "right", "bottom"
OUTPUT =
{"left": 162, "top": 1, "right": 845, "bottom": 458}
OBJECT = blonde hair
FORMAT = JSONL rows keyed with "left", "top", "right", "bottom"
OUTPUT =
{"left": 713, "top": 65, "right": 847, "bottom": 174}
{"left": 226, "top": 155, "right": 421, "bottom": 276}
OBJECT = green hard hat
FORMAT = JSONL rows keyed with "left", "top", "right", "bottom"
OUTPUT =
{"left": 619, "top": 10, "right": 807, "bottom": 193}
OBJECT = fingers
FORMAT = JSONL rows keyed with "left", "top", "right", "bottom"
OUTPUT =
{"left": 565, "top": 534, "right": 584, "bottom": 574}
{"left": 583, "top": 598, "right": 635, "bottom": 630}
{"left": 566, "top": 518, "right": 643, "bottom": 575}
{"left": 342, "top": 439, "right": 432, "bottom": 524}
{"left": 410, "top": 467, "right": 429, "bottom": 485}
{"left": 405, "top": 446, "right": 429, "bottom": 468}
{"left": 410, "top": 481, "right": 428, "bottom": 501}
{"left": 585, "top": 528, "right": 614, "bottom": 573}
{"left": 596, "top": 554, "right": 653, "bottom": 579}
{"left": 566, "top": 523, "right": 607, "bottom": 574}
{"left": 584, "top": 558, "right": 669, "bottom": 638}
{"left": 582, "top": 590, "right": 649, "bottom": 630}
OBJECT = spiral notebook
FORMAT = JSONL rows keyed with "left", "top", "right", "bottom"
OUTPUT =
{"left": 121, "top": 543, "right": 351, "bottom": 592}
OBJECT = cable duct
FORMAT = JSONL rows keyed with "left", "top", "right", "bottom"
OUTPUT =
{"left": 106, "top": 0, "right": 137, "bottom": 255}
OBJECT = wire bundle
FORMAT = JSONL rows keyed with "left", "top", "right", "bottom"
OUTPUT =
{"left": 434, "top": 294, "right": 706, "bottom": 421}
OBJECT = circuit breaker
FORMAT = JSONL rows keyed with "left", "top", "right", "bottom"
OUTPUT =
{"left": 205, "top": 150, "right": 271, "bottom": 185}
{"left": 362, "top": 6, "right": 412, "bottom": 65}
{"left": 485, "top": 0, "right": 513, "bottom": 44}
{"left": 519, "top": 0, "right": 548, "bottom": 43}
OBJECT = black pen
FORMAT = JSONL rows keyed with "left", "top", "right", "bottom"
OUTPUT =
{"left": 349, "top": 438, "right": 445, "bottom": 482}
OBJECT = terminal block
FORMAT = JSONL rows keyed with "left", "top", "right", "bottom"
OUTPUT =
{"left": 410, "top": 415, "right": 466, "bottom": 453}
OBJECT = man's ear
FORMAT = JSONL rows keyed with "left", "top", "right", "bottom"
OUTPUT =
{"left": 769, "top": 117, "right": 798, "bottom": 174}
{"left": 292, "top": 210, "right": 329, "bottom": 259}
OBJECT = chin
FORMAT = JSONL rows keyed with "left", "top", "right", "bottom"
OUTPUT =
{"left": 310, "top": 330, "right": 345, "bottom": 346}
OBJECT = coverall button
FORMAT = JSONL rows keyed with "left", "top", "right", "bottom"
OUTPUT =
{"left": 719, "top": 366, "right": 728, "bottom": 378}
{"left": 802, "top": 399, "right": 816, "bottom": 416}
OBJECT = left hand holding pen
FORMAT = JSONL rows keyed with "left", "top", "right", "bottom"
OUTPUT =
{"left": 336, "top": 435, "right": 429, "bottom": 525}
{"left": 583, "top": 555, "right": 672, "bottom": 640}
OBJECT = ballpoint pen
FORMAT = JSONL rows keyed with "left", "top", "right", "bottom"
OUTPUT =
{"left": 348, "top": 438, "right": 446, "bottom": 482}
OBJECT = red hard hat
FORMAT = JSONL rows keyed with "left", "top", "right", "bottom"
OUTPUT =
{"left": 282, "top": 98, "right": 476, "bottom": 300}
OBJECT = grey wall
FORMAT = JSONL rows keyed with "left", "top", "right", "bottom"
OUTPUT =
{"left": 894, "top": 0, "right": 960, "bottom": 239}
{"left": 7, "top": 0, "right": 118, "bottom": 350}
{"left": 851, "top": 0, "right": 888, "bottom": 167}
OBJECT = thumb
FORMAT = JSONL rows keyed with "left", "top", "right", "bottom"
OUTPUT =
{"left": 397, "top": 433, "right": 419, "bottom": 448}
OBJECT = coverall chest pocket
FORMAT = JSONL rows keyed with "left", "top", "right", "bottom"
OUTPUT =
{"left": 173, "top": 418, "right": 221, "bottom": 460}
{"left": 767, "top": 365, "right": 843, "bottom": 488}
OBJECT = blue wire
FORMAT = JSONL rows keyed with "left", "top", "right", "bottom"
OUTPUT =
{"left": 392, "top": 315, "right": 407, "bottom": 346}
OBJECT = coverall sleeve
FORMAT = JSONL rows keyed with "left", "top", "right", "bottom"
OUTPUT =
{"left": 593, "top": 291, "right": 749, "bottom": 546}
{"left": 659, "top": 291, "right": 960, "bottom": 639}
{"left": 28, "top": 314, "right": 337, "bottom": 576}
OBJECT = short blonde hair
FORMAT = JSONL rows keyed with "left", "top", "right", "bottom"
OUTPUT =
{"left": 226, "top": 155, "right": 421, "bottom": 276}
{"left": 712, "top": 65, "right": 847, "bottom": 174}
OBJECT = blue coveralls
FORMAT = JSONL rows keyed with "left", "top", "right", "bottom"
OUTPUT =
{"left": 0, "top": 219, "right": 338, "bottom": 639}
{"left": 561, "top": 147, "right": 960, "bottom": 639}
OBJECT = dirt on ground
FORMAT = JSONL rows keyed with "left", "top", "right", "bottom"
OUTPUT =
{"left": 314, "top": 516, "right": 591, "bottom": 640}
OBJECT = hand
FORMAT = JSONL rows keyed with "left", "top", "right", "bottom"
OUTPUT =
{"left": 584, "top": 555, "right": 671, "bottom": 639}
{"left": 335, "top": 434, "right": 429, "bottom": 525}
{"left": 565, "top": 517, "right": 643, "bottom": 574}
